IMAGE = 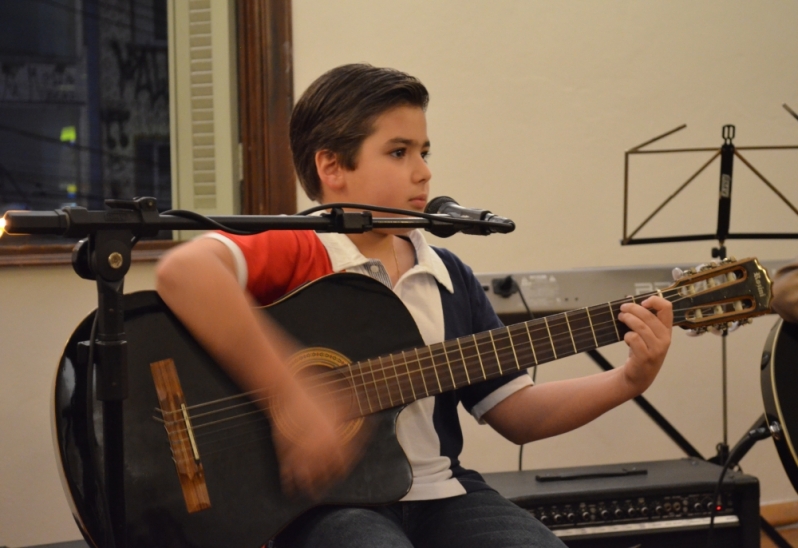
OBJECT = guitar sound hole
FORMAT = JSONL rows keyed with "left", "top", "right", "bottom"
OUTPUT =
{"left": 297, "top": 365, "right": 362, "bottom": 428}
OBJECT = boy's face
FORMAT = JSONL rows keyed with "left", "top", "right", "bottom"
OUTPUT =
{"left": 333, "top": 105, "right": 431, "bottom": 213}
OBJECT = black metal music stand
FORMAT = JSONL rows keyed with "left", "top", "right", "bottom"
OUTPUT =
{"left": 616, "top": 105, "right": 798, "bottom": 546}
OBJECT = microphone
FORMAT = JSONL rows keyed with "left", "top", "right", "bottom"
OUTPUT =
{"left": 424, "top": 196, "right": 515, "bottom": 237}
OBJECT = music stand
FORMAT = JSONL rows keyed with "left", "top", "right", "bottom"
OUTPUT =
{"left": 618, "top": 105, "right": 798, "bottom": 546}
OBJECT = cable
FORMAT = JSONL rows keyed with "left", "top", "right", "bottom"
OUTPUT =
{"left": 297, "top": 202, "right": 508, "bottom": 231}
{"left": 487, "top": 275, "right": 538, "bottom": 472}
{"left": 160, "top": 209, "right": 254, "bottom": 236}
{"left": 705, "top": 422, "right": 772, "bottom": 548}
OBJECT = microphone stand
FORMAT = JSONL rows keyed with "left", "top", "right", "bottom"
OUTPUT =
{"left": 3, "top": 197, "right": 512, "bottom": 548}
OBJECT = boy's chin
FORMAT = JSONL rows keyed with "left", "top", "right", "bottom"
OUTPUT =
{"left": 374, "top": 227, "right": 414, "bottom": 237}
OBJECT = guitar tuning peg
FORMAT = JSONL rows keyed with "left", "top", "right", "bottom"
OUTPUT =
{"left": 708, "top": 321, "right": 742, "bottom": 335}
{"left": 686, "top": 327, "right": 708, "bottom": 337}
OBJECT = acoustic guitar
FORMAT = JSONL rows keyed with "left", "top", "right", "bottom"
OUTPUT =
{"left": 53, "top": 257, "right": 772, "bottom": 547}
{"left": 761, "top": 318, "right": 798, "bottom": 494}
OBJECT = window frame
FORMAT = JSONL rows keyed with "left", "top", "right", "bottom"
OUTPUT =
{"left": 0, "top": 0, "right": 295, "bottom": 267}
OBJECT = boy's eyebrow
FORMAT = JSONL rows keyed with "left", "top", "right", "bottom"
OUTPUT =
{"left": 386, "top": 137, "right": 431, "bottom": 148}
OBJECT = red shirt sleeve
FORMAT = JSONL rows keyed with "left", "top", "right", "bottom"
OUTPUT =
{"left": 218, "top": 230, "right": 333, "bottom": 305}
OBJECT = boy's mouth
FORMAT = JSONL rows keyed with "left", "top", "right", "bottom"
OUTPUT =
{"left": 408, "top": 196, "right": 428, "bottom": 210}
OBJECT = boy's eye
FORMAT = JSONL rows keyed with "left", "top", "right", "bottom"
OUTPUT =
{"left": 390, "top": 148, "right": 406, "bottom": 158}
{"left": 421, "top": 150, "right": 431, "bottom": 162}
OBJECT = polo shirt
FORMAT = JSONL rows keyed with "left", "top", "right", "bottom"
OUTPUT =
{"left": 206, "top": 229, "right": 532, "bottom": 500}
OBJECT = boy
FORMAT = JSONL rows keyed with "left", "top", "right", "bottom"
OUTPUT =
{"left": 156, "top": 64, "right": 673, "bottom": 547}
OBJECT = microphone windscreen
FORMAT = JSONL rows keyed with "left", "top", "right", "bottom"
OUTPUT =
{"left": 424, "top": 196, "right": 456, "bottom": 215}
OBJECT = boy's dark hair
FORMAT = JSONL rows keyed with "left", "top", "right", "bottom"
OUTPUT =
{"left": 290, "top": 64, "right": 429, "bottom": 201}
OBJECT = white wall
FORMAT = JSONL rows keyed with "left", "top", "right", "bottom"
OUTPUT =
{"left": 2, "top": 1, "right": 797, "bottom": 546}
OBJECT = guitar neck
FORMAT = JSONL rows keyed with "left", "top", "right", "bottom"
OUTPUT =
{"left": 345, "top": 293, "right": 653, "bottom": 416}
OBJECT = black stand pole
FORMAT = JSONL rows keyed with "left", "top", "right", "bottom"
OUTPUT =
{"left": 724, "top": 416, "right": 792, "bottom": 548}
{"left": 72, "top": 225, "right": 151, "bottom": 548}
{"left": 585, "top": 349, "right": 705, "bottom": 459}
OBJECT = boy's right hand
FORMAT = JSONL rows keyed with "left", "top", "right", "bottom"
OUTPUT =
{"left": 157, "top": 238, "right": 362, "bottom": 498}
{"left": 270, "top": 376, "right": 363, "bottom": 499}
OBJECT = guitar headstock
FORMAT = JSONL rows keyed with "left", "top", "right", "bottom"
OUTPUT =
{"left": 669, "top": 257, "right": 772, "bottom": 332}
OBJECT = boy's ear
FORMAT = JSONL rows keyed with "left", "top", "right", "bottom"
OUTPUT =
{"left": 315, "top": 150, "right": 346, "bottom": 196}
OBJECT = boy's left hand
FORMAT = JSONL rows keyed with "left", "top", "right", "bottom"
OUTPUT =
{"left": 617, "top": 296, "right": 673, "bottom": 395}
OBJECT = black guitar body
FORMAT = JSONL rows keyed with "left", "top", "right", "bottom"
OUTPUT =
{"left": 52, "top": 257, "right": 774, "bottom": 546}
{"left": 54, "top": 274, "right": 419, "bottom": 548}
{"left": 761, "top": 318, "right": 798, "bottom": 494}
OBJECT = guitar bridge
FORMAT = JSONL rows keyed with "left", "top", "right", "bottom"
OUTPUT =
{"left": 151, "top": 358, "right": 212, "bottom": 513}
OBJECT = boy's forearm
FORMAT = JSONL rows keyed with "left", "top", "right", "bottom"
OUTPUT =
{"left": 155, "top": 242, "right": 296, "bottom": 402}
{"left": 484, "top": 367, "right": 639, "bottom": 445}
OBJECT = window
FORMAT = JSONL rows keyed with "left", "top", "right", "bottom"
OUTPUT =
{"left": 0, "top": 0, "right": 170, "bottom": 251}
{"left": 0, "top": 0, "right": 295, "bottom": 265}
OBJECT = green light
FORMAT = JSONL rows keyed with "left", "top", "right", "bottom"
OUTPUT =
{"left": 60, "top": 126, "right": 77, "bottom": 143}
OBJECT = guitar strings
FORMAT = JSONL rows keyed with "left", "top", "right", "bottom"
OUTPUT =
{"left": 155, "top": 292, "right": 645, "bottom": 420}
{"left": 156, "top": 286, "right": 735, "bottom": 427}
{"left": 155, "top": 287, "right": 741, "bottom": 437}
{"left": 158, "top": 318, "right": 619, "bottom": 434}
{"left": 155, "top": 297, "right": 745, "bottom": 451}
{"left": 157, "top": 268, "right": 744, "bottom": 421}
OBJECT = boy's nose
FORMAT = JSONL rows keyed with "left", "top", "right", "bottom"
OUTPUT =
{"left": 414, "top": 155, "right": 432, "bottom": 183}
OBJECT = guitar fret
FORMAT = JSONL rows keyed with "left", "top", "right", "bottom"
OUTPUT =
{"left": 524, "top": 323, "right": 539, "bottom": 365}
{"left": 543, "top": 317, "right": 557, "bottom": 360}
{"left": 388, "top": 354, "right": 406, "bottom": 404}
{"left": 506, "top": 326, "right": 520, "bottom": 370}
{"left": 358, "top": 362, "right": 375, "bottom": 413}
{"left": 400, "top": 350, "right": 418, "bottom": 401}
{"left": 564, "top": 312, "right": 577, "bottom": 354}
{"left": 586, "top": 308, "right": 599, "bottom": 346}
{"left": 588, "top": 303, "right": 622, "bottom": 347}
{"left": 565, "top": 308, "right": 594, "bottom": 353}
{"left": 441, "top": 341, "right": 457, "bottom": 388}
{"left": 608, "top": 303, "right": 621, "bottom": 341}
{"left": 414, "top": 348, "right": 430, "bottom": 396}
{"left": 349, "top": 364, "right": 366, "bottom": 416}
{"left": 472, "top": 334, "right": 487, "bottom": 379}
{"left": 367, "top": 359, "right": 384, "bottom": 410}
{"left": 428, "top": 346, "right": 444, "bottom": 393}
{"left": 377, "top": 356, "right": 395, "bottom": 407}
{"left": 456, "top": 339, "right": 472, "bottom": 385}
{"left": 489, "top": 331, "right": 503, "bottom": 375}
{"left": 509, "top": 324, "right": 536, "bottom": 368}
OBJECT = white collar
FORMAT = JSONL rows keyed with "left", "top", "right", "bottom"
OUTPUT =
{"left": 315, "top": 229, "right": 454, "bottom": 294}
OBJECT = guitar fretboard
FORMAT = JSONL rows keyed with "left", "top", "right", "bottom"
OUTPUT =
{"left": 344, "top": 293, "right": 653, "bottom": 416}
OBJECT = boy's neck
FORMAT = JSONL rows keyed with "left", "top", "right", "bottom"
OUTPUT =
{"left": 347, "top": 231, "right": 414, "bottom": 286}
{"left": 347, "top": 231, "right": 394, "bottom": 260}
